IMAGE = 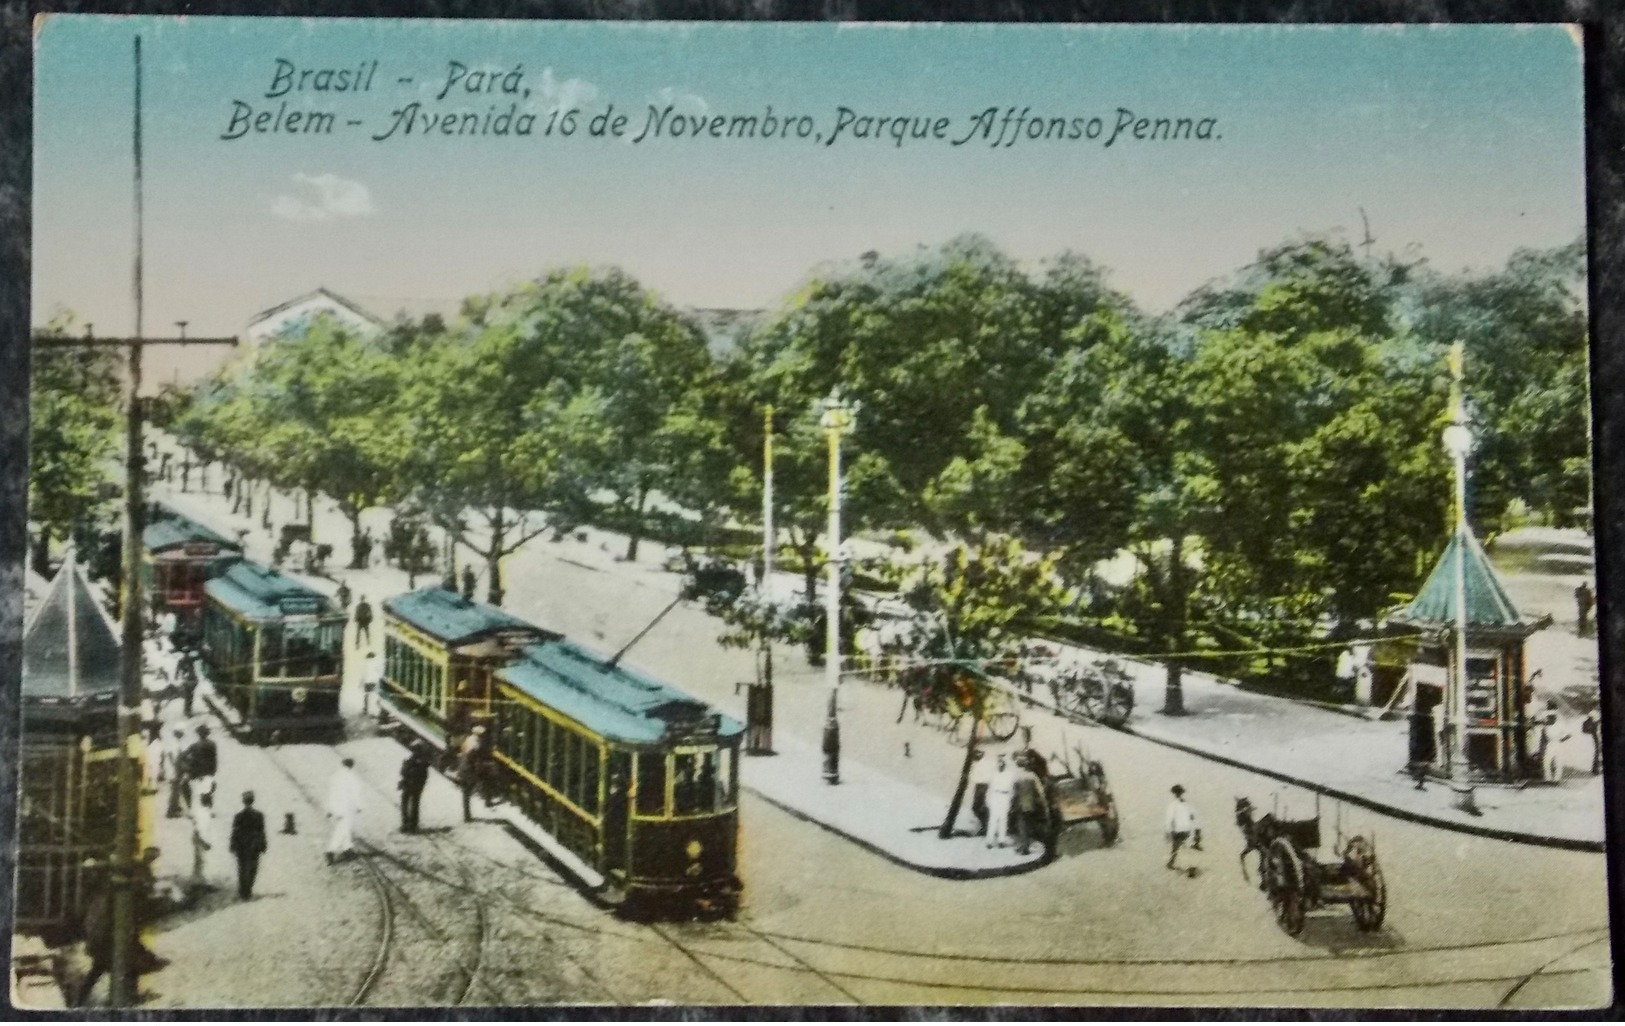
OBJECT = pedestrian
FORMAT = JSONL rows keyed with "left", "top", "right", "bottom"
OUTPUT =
{"left": 178, "top": 654, "right": 199, "bottom": 718}
{"left": 73, "top": 859, "right": 167, "bottom": 1006}
{"left": 179, "top": 457, "right": 191, "bottom": 493}
{"left": 1583, "top": 709, "right": 1602, "bottom": 775}
{"left": 190, "top": 787, "right": 216, "bottom": 886}
{"left": 1012, "top": 757, "right": 1046, "bottom": 856}
{"left": 356, "top": 528, "right": 373, "bottom": 568}
{"left": 165, "top": 726, "right": 189, "bottom": 818}
{"left": 968, "top": 749, "right": 993, "bottom": 836}
{"left": 1543, "top": 704, "right": 1572, "bottom": 783}
{"left": 458, "top": 725, "right": 490, "bottom": 823}
{"left": 363, "top": 649, "right": 384, "bottom": 717}
{"left": 229, "top": 791, "right": 268, "bottom": 900}
{"left": 157, "top": 609, "right": 178, "bottom": 650}
{"left": 986, "top": 754, "right": 1014, "bottom": 849}
{"left": 336, "top": 581, "right": 352, "bottom": 611}
{"left": 354, "top": 596, "right": 373, "bottom": 650}
{"left": 1165, "top": 784, "right": 1201, "bottom": 871}
{"left": 461, "top": 564, "right": 477, "bottom": 601}
{"left": 326, "top": 757, "right": 364, "bottom": 864}
{"left": 399, "top": 745, "right": 432, "bottom": 832}
{"left": 184, "top": 724, "right": 218, "bottom": 800}
{"left": 143, "top": 727, "right": 165, "bottom": 795}
{"left": 1575, "top": 580, "right": 1595, "bottom": 637}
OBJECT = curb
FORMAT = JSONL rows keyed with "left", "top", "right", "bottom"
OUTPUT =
{"left": 742, "top": 785, "right": 1050, "bottom": 881}
{"left": 1115, "top": 721, "right": 1606, "bottom": 854}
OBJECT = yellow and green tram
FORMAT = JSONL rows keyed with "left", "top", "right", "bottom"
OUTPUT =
{"left": 201, "top": 561, "right": 346, "bottom": 741}
{"left": 379, "top": 587, "right": 743, "bottom": 918}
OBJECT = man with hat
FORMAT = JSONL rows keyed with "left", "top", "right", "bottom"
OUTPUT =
{"left": 229, "top": 791, "right": 268, "bottom": 900}
{"left": 183, "top": 724, "right": 218, "bottom": 807}
{"left": 1164, "top": 784, "right": 1202, "bottom": 871}
{"left": 326, "top": 757, "right": 365, "bottom": 864}
{"left": 398, "top": 743, "right": 433, "bottom": 833}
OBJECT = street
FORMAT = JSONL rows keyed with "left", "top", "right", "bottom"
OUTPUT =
{"left": 122, "top": 456, "right": 1613, "bottom": 1009}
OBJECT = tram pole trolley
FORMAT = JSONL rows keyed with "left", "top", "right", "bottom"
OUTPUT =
{"left": 1257, "top": 796, "right": 1387, "bottom": 937}
{"left": 200, "top": 562, "right": 346, "bottom": 743}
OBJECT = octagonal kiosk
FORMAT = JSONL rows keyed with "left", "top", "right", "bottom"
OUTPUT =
{"left": 1390, "top": 524, "right": 1551, "bottom": 781}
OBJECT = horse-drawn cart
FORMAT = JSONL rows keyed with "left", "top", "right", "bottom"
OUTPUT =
{"left": 1045, "top": 756, "right": 1121, "bottom": 846}
{"left": 1258, "top": 809, "right": 1387, "bottom": 936}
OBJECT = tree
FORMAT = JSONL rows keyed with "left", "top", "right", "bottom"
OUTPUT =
{"left": 467, "top": 267, "right": 715, "bottom": 562}
{"left": 876, "top": 535, "right": 1066, "bottom": 838}
{"left": 28, "top": 314, "right": 123, "bottom": 575}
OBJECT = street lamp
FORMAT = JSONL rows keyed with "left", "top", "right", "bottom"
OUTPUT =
{"left": 818, "top": 389, "right": 857, "bottom": 785}
{"left": 1442, "top": 342, "right": 1473, "bottom": 780}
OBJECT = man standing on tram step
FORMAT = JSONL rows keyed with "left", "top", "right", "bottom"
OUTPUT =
{"left": 336, "top": 580, "right": 351, "bottom": 611}
{"left": 353, "top": 596, "right": 373, "bottom": 650}
{"left": 399, "top": 745, "right": 432, "bottom": 833}
{"left": 461, "top": 564, "right": 477, "bottom": 602}
{"left": 178, "top": 653, "right": 199, "bottom": 718}
{"left": 1165, "top": 785, "right": 1202, "bottom": 871}
{"left": 326, "top": 758, "right": 365, "bottom": 864}
{"left": 1576, "top": 580, "right": 1595, "bottom": 637}
{"left": 230, "top": 791, "right": 268, "bottom": 900}
{"left": 458, "top": 726, "right": 490, "bottom": 823}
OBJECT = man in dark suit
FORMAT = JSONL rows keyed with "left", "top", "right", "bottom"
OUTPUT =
{"left": 398, "top": 745, "right": 432, "bottom": 833}
{"left": 229, "top": 791, "right": 268, "bottom": 900}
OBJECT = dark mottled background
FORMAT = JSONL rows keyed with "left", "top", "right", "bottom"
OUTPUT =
{"left": 1, "top": 2, "right": 1621, "bottom": 1020}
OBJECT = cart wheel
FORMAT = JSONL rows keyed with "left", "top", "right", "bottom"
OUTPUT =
{"left": 1267, "top": 838, "right": 1307, "bottom": 937}
{"left": 1345, "top": 836, "right": 1387, "bottom": 931}
{"left": 1099, "top": 801, "right": 1120, "bottom": 846}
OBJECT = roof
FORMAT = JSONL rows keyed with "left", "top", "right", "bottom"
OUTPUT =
{"left": 498, "top": 639, "right": 743, "bottom": 746}
{"left": 144, "top": 504, "right": 241, "bottom": 554}
{"left": 1393, "top": 525, "right": 1546, "bottom": 637}
{"left": 206, "top": 562, "right": 336, "bottom": 621}
{"left": 383, "top": 586, "right": 558, "bottom": 647}
{"left": 23, "top": 551, "right": 122, "bottom": 700}
{"left": 246, "top": 287, "right": 385, "bottom": 335}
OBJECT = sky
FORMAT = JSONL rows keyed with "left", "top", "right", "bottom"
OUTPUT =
{"left": 33, "top": 17, "right": 1586, "bottom": 341}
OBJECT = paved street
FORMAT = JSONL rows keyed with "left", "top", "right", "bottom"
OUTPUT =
{"left": 101, "top": 439, "right": 1615, "bottom": 1009}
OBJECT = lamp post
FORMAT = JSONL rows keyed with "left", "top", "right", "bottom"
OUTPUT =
{"left": 1442, "top": 341, "right": 1473, "bottom": 780}
{"left": 818, "top": 390, "right": 857, "bottom": 785}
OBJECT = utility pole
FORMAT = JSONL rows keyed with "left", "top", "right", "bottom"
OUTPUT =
{"left": 747, "top": 405, "right": 776, "bottom": 755}
{"left": 27, "top": 34, "right": 236, "bottom": 1007}
{"left": 818, "top": 390, "right": 857, "bottom": 785}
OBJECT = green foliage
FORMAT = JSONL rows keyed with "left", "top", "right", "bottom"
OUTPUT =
{"left": 29, "top": 313, "right": 123, "bottom": 568}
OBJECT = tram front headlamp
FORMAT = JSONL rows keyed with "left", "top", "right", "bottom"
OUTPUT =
{"left": 686, "top": 839, "right": 703, "bottom": 860}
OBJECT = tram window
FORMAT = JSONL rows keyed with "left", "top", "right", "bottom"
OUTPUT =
{"left": 582, "top": 745, "right": 600, "bottom": 815}
{"left": 567, "top": 733, "right": 584, "bottom": 808}
{"left": 673, "top": 751, "right": 717, "bottom": 816}
{"left": 548, "top": 722, "right": 565, "bottom": 791}
{"left": 535, "top": 717, "right": 551, "bottom": 778}
{"left": 284, "top": 622, "right": 319, "bottom": 678}
{"left": 636, "top": 753, "right": 666, "bottom": 816}
{"left": 259, "top": 624, "right": 284, "bottom": 677}
{"left": 717, "top": 747, "right": 735, "bottom": 808}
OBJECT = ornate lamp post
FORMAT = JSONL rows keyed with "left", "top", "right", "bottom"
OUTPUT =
{"left": 818, "top": 390, "right": 857, "bottom": 785}
{"left": 1442, "top": 342, "right": 1473, "bottom": 779}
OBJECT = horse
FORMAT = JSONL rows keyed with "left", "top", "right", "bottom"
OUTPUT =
{"left": 1234, "top": 797, "right": 1281, "bottom": 890}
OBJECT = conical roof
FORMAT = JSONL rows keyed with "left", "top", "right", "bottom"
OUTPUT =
{"left": 22, "top": 550, "right": 122, "bottom": 700}
{"left": 1394, "top": 524, "right": 1543, "bottom": 637}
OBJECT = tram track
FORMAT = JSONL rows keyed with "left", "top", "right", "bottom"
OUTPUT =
{"left": 249, "top": 732, "right": 1611, "bottom": 1008}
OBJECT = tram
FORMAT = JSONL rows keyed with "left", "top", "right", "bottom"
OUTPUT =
{"left": 142, "top": 502, "right": 242, "bottom": 646}
{"left": 379, "top": 586, "right": 744, "bottom": 918}
{"left": 200, "top": 560, "right": 346, "bottom": 741}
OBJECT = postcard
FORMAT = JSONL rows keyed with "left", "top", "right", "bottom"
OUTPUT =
{"left": 16, "top": 15, "right": 1609, "bottom": 1011}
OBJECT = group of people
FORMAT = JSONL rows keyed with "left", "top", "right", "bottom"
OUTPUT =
{"left": 967, "top": 749, "right": 1050, "bottom": 855}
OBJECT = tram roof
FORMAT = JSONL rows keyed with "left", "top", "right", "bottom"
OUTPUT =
{"left": 144, "top": 504, "right": 241, "bottom": 554}
{"left": 206, "top": 561, "right": 335, "bottom": 620}
{"left": 383, "top": 586, "right": 557, "bottom": 647}
{"left": 498, "top": 640, "right": 744, "bottom": 746}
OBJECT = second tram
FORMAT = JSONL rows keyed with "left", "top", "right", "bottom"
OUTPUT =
{"left": 201, "top": 561, "right": 346, "bottom": 741}
{"left": 142, "top": 502, "right": 243, "bottom": 646}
